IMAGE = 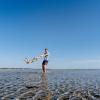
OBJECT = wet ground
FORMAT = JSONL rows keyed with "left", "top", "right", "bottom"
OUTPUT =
{"left": 0, "top": 69, "right": 100, "bottom": 100}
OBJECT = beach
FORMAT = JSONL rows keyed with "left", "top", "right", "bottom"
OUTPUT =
{"left": 0, "top": 69, "right": 100, "bottom": 100}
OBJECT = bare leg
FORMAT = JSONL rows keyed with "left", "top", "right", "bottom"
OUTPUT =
{"left": 42, "top": 64, "right": 46, "bottom": 73}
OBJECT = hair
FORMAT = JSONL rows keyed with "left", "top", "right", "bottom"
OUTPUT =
{"left": 45, "top": 48, "right": 48, "bottom": 50}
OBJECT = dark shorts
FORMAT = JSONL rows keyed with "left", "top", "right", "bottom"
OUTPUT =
{"left": 42, "top": 60, "right": 48, "bottom": 65}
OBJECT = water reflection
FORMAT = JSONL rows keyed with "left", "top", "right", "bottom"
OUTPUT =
{"left": 41, "top": 72, "right": 48, "bottom": 90}
{"left": 40, "top": 72, "right": 52, "bottom": 100}
{"left": 18, "top": 71, "right": 52, "bottom": 100}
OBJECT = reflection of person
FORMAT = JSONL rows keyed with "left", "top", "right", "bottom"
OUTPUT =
{"left": 42, "top": 48, "right": 49, "bottom": 73}
{"left": 41, "top": 72, "right": 48, "bottom": 89}
{"left": 41, "top": 72, "right": 52, "bottom": 99}
{"left": 41, "top": 70, "right": 47, "bottom": 81}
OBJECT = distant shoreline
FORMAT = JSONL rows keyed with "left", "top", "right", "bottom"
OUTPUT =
{"left": 0, "top": 68, "right": 100, "bottom": 70}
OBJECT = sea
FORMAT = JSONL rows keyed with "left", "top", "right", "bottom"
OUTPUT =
{"left": 0, "top": 68, "right": 100, "bottom": 100}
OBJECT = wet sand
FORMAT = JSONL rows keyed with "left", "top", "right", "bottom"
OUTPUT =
{"left": 0, "top": 69, "right": 100, "bottom": 100}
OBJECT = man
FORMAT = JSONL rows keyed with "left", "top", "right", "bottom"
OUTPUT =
{"left": 24, "top": 48, "right": 49, "bottom": 73}
{"left": 42, "top": 48, "right": 49, "bottom": 73}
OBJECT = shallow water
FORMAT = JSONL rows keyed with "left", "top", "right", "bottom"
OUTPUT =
{"left": 0, "top": 69, "right": 100, "bottom": 100}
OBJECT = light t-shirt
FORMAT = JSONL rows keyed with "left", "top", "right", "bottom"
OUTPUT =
{"left": 43, "top": 51, "right": 50, "bottom": 60}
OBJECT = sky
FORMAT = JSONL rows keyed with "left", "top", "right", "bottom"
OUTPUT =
{"left": 0, "top": 0, "right": 100, "bottom": 69}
